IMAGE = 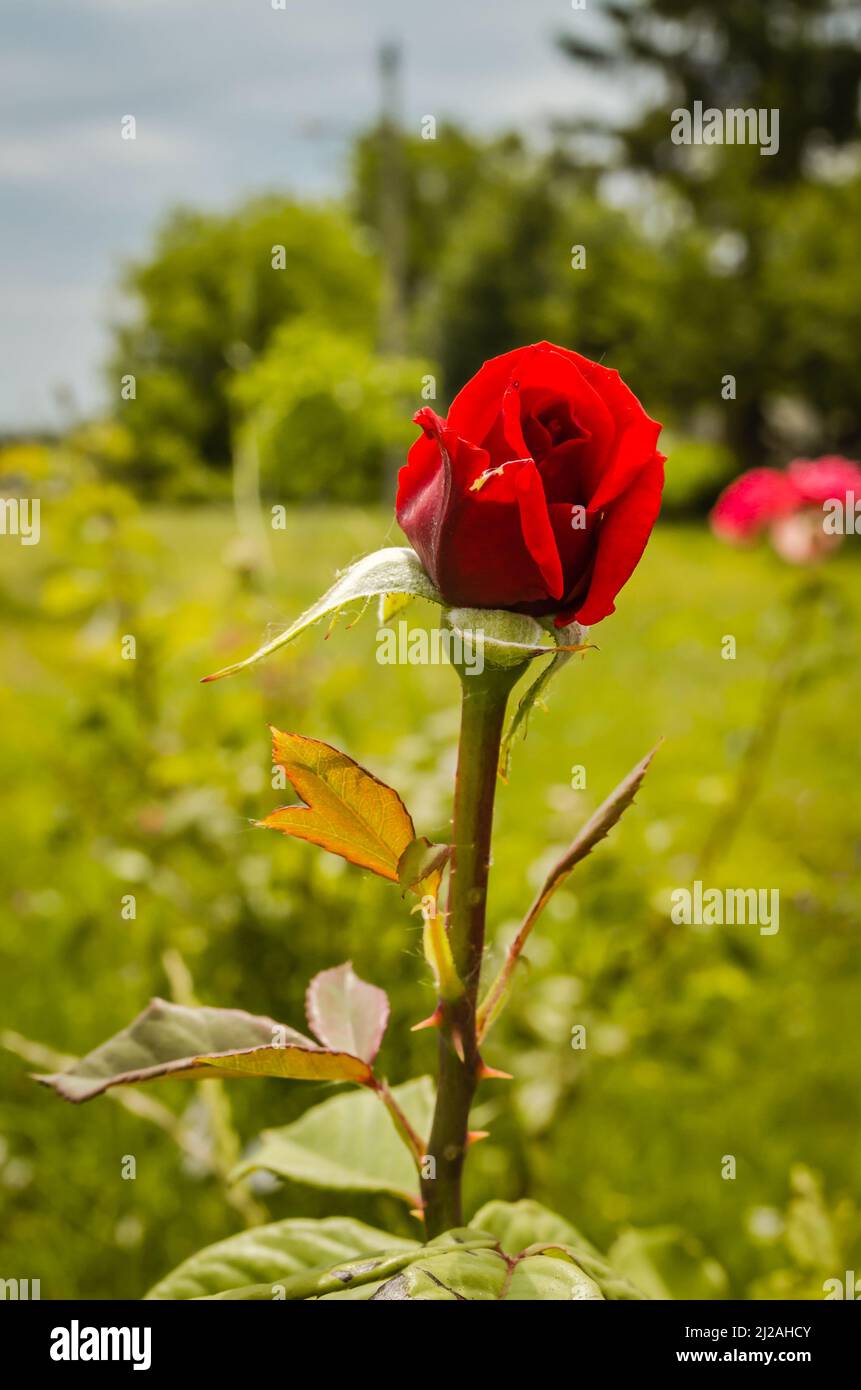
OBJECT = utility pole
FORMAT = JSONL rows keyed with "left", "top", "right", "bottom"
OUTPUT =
{"left": 377, "top": 41, "right": 409, "bottom": 500}
{"left": 377, "top": 41, "right": 407, "bottom": 359}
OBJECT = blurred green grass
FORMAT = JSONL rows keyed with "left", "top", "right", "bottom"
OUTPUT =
{"left": 1, "top": 502, "right": 859, "bottom": 1297}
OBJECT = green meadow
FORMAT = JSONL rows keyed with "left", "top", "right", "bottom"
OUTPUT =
{"left": 1, "top": 498, "right": 858, "bottom": 1298}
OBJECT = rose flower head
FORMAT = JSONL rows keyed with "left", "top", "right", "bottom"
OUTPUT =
{"left": 396, "top": 342, "right": 665, "bottom": 627}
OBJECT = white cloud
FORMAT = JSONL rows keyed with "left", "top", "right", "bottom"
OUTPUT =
{"left": 1, "top": 0, "right": 632, "bottom": 427}
{"left": 0, "top": 120, "right": 200, "bottom": 183}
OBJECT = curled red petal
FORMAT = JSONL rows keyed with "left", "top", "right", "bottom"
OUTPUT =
{"left": 513, "top": 460, "right": 564, "bottom": 600}
{"left": 446, "top": 345, "right": 537, "bottom": 443}
{"left": 396, "top": 414, "right": 488, "bottom": 592}
{"left": 574, "top": 452, "right": 665, "bottom": 626}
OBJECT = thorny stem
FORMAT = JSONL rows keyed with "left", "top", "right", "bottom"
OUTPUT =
{"left": 420, "top": 661, "right": 522, "bottom": 1237}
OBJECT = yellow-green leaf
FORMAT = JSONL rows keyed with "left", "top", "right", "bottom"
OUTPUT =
{"left": 195, "top": 1046, "right": 372, "bottom": 1086}
{"left": 260, "top": 729, "right": 416, "bottom": 881}
{"left": 397, "top": 837, "right": 451, "bottom": 895}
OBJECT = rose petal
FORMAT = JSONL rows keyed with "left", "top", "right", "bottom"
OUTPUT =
{"left": 434, "top": 498, "right": 553, "bottom": 608}
{"left": 446, "top": 346, "right": 537, "bottom": 444}
{"left": 510, "top": 344, "right": 616, "bottom": 475}
{"left": 512, "top": 459, "right": 564, "bottom": 600}
{"left": 544, "top": 348, "right": 661, "bottom": 510}
{"left": 396, "top": 411, "right": 489, "bottom": 590}
{"left": 572, "top": 452, "right": 665, "bottom": 626}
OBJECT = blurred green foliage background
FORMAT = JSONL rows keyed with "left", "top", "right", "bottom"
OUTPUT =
{"left": 1, "top": 0, "right": 860, "bottom": 1300}
{"left": 1, "top": 446, "right": 859, "bottom": 1297}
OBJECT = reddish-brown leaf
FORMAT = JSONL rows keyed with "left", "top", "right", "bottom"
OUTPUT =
{"left": 305, "top": 962, "right": 390, "bottom": 1065}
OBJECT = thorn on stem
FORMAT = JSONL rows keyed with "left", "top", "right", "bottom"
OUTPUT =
{"left": 411, "top": 1004, "right": 444, "bottom": 1032}
{"left": 477, "top": 1059, "right": 513, "bottom": 1081}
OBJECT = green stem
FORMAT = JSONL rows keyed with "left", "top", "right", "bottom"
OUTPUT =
{"left": 421, "top": 661, "right": 521, "bottom": 1237}
{"left": 374, "top": 1078, "right": 427, "bottom": 1170}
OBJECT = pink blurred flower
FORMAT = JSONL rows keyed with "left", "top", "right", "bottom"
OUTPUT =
{"left": 768, "top": 511, "right": 841, "bottom": 565}
{"left": 787, "top": 455, "right": 861, "bottom": 505}
{"left": 710, "top": 468, "right": 798, "bottom": 543}
{"left": 711, "top": 455, "right": 861, "bottom": 564}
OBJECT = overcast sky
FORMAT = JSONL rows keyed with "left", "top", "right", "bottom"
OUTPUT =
{"left": 1, "top": 0, "right": 637, "bottom": 430}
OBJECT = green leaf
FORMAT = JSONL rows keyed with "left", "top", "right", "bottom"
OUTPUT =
{"left": 261, "top": 729, "right": 416, "bottom": 882}
{"left": 37, "top": 999, "right": 372, "bottom": 1102}
{"left": 198, "top": 1248, "right": 422, "bottom": 1300}
{"left": 233, "top": 1076, "right": 434, "bottom": 1205}
{"left": 146, "top": 1216, "right": 417, "bottom": 1300}
{"left": 305, "top": 962, "right": 389, "bottom": 1064}
{"left": 469, "top": 1200, "right": 648, "bottom": 1300}
{"left": 503, "top": 1252, "right": 604, "bottom": 1301}
{"left": 196, "top": 1046, "right": 372, "bottom": 1085}
{"left": 371, "top": 1247, "right": 510, "bottom": 1300}
{"left": 521, "top": 1243, "right": 647, "bottom": 1300}
{"left": 499, "top": 621, "right": 589, "bottom": 780}
{"left": 396, "top": 836, "right": 451, "bottom": 895}
{"left": 206, "top": 1235, "right": 500, "bottom": 1301}
{"left": 202, "top": 547, "right": 443, "bottom": 682}
{"left": 396, "top": 839, "right": 462, "bottom": 1001}
{"left": 419, "top": 899, "right": 463, "bottom": 1004}
{"left": 155, "top": 1212, "right": 633, "bottom": 1301}
{"left": 470, "top": 1197, "right": 598, "bottom": 1257}
{"left": 367, "top": 1236, "right": 606, "bottom": 1300}
{"left": 191, "top": 1231, "right": 498, "bottom": 1301}
{"left": 316, "top": 1279, "right": 388, "bottom": 1300}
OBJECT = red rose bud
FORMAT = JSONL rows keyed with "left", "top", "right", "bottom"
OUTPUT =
{"left": 396, "top": 342, "right": 665, "bottom": 626}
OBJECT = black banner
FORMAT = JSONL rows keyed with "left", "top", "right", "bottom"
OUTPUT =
{"left": 2, "top": 1297, "right": 857, "bottom": 1374}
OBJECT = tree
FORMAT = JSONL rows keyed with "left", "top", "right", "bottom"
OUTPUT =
{"left": 559, "top": 0, "right": 861, "bottom": 190}
{"left": 558, "top": 0, "right": 861, "bottom": 466}
{"left": 231, "top": 320, "right": 432, "bottom": 503}
{"left": 108, "top": 198, "right": 380, "bottom": 491}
